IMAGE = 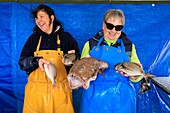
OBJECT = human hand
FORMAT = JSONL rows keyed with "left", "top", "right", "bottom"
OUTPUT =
{"left": 68, "top": 50, "right": 75, "bottom": 54}
{"left": 84, "top": 54, "right": 91, "bottom": 58}
{"left": 129, "top": 76, "right": 138, "bottom": 80}
{"left": 116, "top": 71, "right": 128, "bottom": 77}
{"left": 38, "top": 58, "right": 50, "bottom": 71}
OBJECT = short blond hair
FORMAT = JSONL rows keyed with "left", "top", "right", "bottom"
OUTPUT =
{"left": 103, "top": 9, "right": 125, "bottom": 25}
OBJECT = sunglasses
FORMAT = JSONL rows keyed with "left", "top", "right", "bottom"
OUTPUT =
{"left": 105, "top": 21, "right": 123, "bottom": 31}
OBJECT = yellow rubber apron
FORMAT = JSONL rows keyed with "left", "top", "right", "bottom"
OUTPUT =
{"left": 23, "top": 35, "right": 74, "bottom": 113}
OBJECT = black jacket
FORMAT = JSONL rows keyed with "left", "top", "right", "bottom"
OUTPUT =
{"left": 18, "top": 26, "right": 80, "bottom": 75}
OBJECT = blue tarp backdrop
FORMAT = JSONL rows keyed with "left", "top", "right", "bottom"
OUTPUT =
{"left": 0, "top": 2, "right": 170, "bottom": 113}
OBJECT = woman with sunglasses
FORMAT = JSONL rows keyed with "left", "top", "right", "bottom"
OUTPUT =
{"left": 80, "top": 9, "right": 143, "bottom": 113}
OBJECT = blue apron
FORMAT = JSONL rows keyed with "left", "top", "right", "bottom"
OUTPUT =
{"left": 80, "top": 37, "right": 136, "bottom": 113}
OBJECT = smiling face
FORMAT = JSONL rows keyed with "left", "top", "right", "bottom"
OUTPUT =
{"left": 35, "top": 10, "right": 54, "bottom": 34}
{"left": 103, "top": 17, "right": 123, "bottom": 40}
{"left": 102, "top": 9, "right": 125, "bottom": 40}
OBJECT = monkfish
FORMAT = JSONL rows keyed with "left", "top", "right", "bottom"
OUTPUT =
{"left": 67, "top": 57, "right": 108, "bottom": 90}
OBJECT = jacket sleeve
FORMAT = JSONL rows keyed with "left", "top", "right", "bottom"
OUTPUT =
{"left": 18, "top": 56, "right": 42, "bottom": 75}
{"left": 80, "top": 41, "right": 90, "bottom": 59}
{"left": 18, "top": 34, "right": 42, "bottom": 75}
{"left": 73, "top": 41, "right": 80, "bottom": 60}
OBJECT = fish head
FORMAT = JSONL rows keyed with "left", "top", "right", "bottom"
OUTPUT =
{"left": 67, "top": 73, "right": 85, "bottom": 89}
{"left": 67, "top": 59, "right": 98, "bottom": 89}
{"left": 63, "top": 53, "right": 76, "bottom": 65}
{"left": 44, "top": 63, "right": 48, "bottom": 69}
{"left": 114, "top": 63, "right": 123, "bottom": 71}
{"left": 98, "top": 60, "right": 109, "bottom": 70}
{"left": 67, "top": 64, "right": 88, "bottom": 89}
{"left": 76, "top": 64, "right": 97, "bottom": 80}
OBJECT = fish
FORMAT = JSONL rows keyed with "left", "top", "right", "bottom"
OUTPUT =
{"left": 44, "top": 63, "right": 57, "bottom": 90}
{"left": 63, "top": 53, "right": 77, "bottom": 65}
{"left": 114, "top": 62, "right": 155, "bottom": 94}
{"left": 67, "top": 57, "right": 108, "bottom": 90}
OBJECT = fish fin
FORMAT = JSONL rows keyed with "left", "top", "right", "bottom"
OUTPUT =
{"left": 101, "top": 73, "right": 106, "bottom": 76}
{"left": 52, "top": 82, "right": 58, "bottom": 90}
{"left": 117, "top": 71, "right": 127, "bottom": 75}
{"left": 140, "top": 77, "right": 151, "bottom": 94}
{"left": 99, "top": 69, "right": 106, "bottom": 76}
{"left": 83, "top": 71, "right": 98, "bottom": 90}
{"left": 133, "top": 62, "right": 142, "bottom": 67}
{"left": 146, "top": 74, "right": 156, "bottom": 79}
{"left": 83, "top": 82, "right": 90, "bottom": 90}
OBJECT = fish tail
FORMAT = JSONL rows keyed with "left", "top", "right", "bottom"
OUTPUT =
{"left": 52, "top": 81, "right": 58, "bottom": 90}
{"left": 83, "top": 82, "right": 90, "bottom": 90}
{"left": 145, "top": 73, "right": 156, "bottom": 78}
{"left": 140, "top": 76, "right": 151, "bottom": 94}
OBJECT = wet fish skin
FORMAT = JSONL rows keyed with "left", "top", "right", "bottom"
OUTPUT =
{"left": 67, "top": 74, "right": 84, "bottom": 89}
{"left": 67, "top": 57, "right": 108, "bottom": 90}
{"left": 44, "top": 63, "right": 57, "bottom": 89}
{"left": 114, "top": 62, "right": 155, "bottom": 94}
{"left": 114, "top": 62, "right": 145, "bottom": 76}
{"left": 63, "top": 53, "right": 76, "bottom": 65}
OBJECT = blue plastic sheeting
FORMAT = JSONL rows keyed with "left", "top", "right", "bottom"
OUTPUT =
{"left": 0, "top": 2, "right": 169, "bottom": 113}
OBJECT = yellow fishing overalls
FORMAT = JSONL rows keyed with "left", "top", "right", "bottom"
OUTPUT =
{"left": 23, "top": 35, "right": 74, "bottom": 113}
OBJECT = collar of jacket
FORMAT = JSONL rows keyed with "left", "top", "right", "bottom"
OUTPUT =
{"left": 35, "top": 25, "right": 63, "bottom": 36}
